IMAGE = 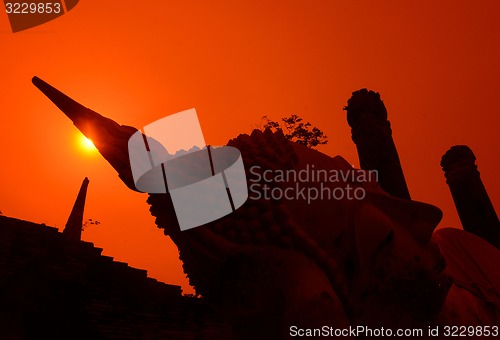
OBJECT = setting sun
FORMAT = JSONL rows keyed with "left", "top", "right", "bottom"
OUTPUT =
{"left": 79, "top": 134, "right": 96, "bottom": 152}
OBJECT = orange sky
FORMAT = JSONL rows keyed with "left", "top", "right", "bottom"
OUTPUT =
{"left": 1, "top": 1, "right": 499, "bottom": 294}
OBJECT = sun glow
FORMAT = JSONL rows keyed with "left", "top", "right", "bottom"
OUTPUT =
{"left": 79, "top": 134, "right": 97, "bottom": 152}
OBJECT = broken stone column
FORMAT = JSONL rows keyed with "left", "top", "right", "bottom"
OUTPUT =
{"left": 63, "top": 177, "right": 89, "bottom": 241}
{"left": 441, "top": 145, "right": 499, "bottom": 249}
{"left": 344, "top": 89, "right": 411, "bottom": 200}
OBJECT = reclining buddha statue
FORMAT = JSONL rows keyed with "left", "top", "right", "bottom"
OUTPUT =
{"left": 32, "top": 76, "right": 499, "bottom": 339}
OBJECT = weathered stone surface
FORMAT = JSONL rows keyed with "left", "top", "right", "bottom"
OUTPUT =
{"left": 344, "top": 89, "right": 411, "bottom": 200}
{"left": 441, "top": 145, "right": 500, "bottom": 249}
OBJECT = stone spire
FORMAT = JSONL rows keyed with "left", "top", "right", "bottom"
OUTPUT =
{"left": 63, "top": 177, "right": 89, "bottom": 241}
{"left": 441, "top": 145, "right": 499, "bottom": 249}
{"left": 343, "top": 89, "right": 411, "bottom": 199}
{"left": 32, "top": 76, "right": 139, "bottom": 191}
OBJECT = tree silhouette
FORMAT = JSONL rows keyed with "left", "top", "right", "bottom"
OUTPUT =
{"left": 82, "top": 218, "right": 101, "bottom": 231}
{"left": 262, "top": 114, "right": 328, "bottom": 148}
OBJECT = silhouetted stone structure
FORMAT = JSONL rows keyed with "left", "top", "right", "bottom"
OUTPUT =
{"left": 0, "top": 176, "right": 228, "bottom": 339}
{"left": 441, "top": 145, "right": 500, "bottom": 249}
{"left": 31, "top": 76, "right": 500, "bottom": 338}
{"left": 32, "top": 76, "right": 138, "bottom": 191}
{"left": 343, "top": 89, "right": 411, "bottom": 199}
{"left": 0, "top": 215, "right": 228, "bottom": 339}
{"left": 63, "top": 177, "right": 89, "bottom": 241}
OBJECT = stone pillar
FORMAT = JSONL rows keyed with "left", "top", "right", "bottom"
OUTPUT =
{"left": 63, "top": 178, "right": 89, "bottom": 241}
{"left": 441, "top": 146, "right": 499, "bottom": 249}
{"left": 343, "top": 89, "right": 411, "bottom": 200}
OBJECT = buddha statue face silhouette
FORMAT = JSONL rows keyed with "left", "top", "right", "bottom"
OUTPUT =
{"left": 346, "top": 191, "right": 451, "bottom": 324}
{"left": 279, "top": 144, "right": 451, "bottom": 324}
